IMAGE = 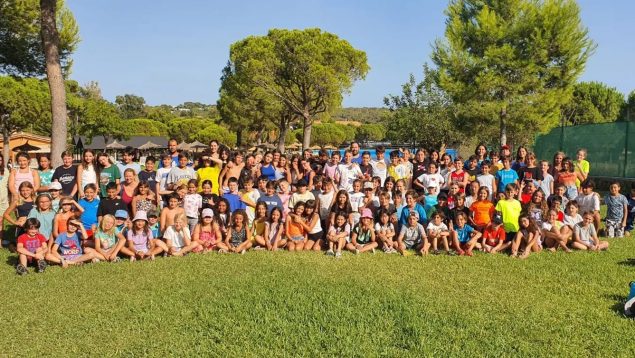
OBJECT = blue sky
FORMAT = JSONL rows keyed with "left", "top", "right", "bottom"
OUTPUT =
{"left": 66, "top": 0, "right": 635, "bottom": 107}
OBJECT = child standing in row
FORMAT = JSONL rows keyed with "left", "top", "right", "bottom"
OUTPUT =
{"left": 604, "top": 181, "right": 628, "bottom": 238}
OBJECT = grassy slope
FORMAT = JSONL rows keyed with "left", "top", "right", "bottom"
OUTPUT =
{"left": 1, "top": 236, "right": 634, "bottom": 356}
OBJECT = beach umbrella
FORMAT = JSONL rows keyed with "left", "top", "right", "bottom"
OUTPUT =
{"left": 12, "top": 141, "right": 40, "bottom": 152}
{"left": 257, "top": 143, "right": 276, "bottom": 150}
{"left": 138, "top": 140, "right": 162, "bottom": 150}
{"left": 287, "top": 143, "right": 301, "bottom": 150}
{"left": 324, "top": 145, "right": 338, "bottom": 150}
{"left": 106, "top": 140, "right": 127, "bottom": 150}
{"left": 177, "top": 141, "right": 191, "bottom": 150}
{"left": 309, "top": 145, "right": 321, "bottom": 150}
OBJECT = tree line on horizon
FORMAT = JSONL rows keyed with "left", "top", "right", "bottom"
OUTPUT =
{"left": 2, "top": 0, "right": 635, "bottom": 161}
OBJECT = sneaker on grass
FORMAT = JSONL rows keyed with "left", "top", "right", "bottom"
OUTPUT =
{"left": 16, "top": 264, "right": 28, "bottom": 276}
{"left": 325, "top": 249, "right": 335, "bottom": 256}
{"left": 36, "top": 259, "right": 48, "bottom": 273}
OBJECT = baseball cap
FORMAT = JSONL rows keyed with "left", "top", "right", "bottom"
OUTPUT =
{"left": 492, "top": 214, "right": 503, "bottom": 225}
{"left": 115, "top": 210, "right": 129, "bottom": 219}
{"left": 49, "top": 182, "right": 62, "bottom": 191}
{"left": 361, "top": 208, "right": 373, "bottom": 219}
{"left": 363, "top": 182, "right": 374, "bottom": 190}
{"left": 202, "top": 208, "right": 214, "bottom": 218}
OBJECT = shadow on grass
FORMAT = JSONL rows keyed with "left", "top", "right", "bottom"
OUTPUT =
{"left": 5, "top": 254, "right": 17, "bottom": 267}
{"left": 617, "top": 258, "right": 635, "bottom": 267}
{"left": 603, "top": 293, "right": 634, "bottom": 318}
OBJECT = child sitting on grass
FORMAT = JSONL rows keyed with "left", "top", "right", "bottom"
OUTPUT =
{"left": 450, "top": 212, "right": 482, "bottom": 256}
{"left": 265, "top": 207, "right": 286, "bottom": 252}
{"left": 164, "top": 212, "right": 201, "bottom": 256}
{"left": 396, "top": 212, "right": 428, "bottom": 256}
{"left": 126, "top": 211, "right": 167, "bottom": 261}
{"left": 94, "top": 214, "right": 127, "bottom": 262}
{"left": 225, "top": 210, "right": 252, "bottom": 254}
{"left": 571, "top": 211, "right": 609, "bottom": 251}
{"left": 482, "top": 215, "right": 506, "bottom": 254}
{"left": 348, "top": 208, "right": 378, "bottom": 254}
{"left": 511, "top": 214, "right": 541, "bottom": 259}
{"left": 426, "top": 212, "right": 450, "bottom": 254}
{"left": 542, "top": 209, "right": 572, "bottom": 253}
{"left": 46, "top": 218, "right": 99, "bottom": 267}
{"left": 575, "top": 179, "right": 601, "bottom": 234}
{"left": 326, "top": 212, "right": 350, "bottom": 258}
{"left": 375, "top": 208, "right": 396, "bottom": 253}
{"left": 286, "top": 201, "right": 307, "bottom": 251}
{"left": 15, "top": 218, "right": 48, "bottom": 275}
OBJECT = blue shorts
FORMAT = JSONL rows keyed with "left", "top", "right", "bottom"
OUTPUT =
{"left": 290, "top": 235, "right": 304, "bottom": 242}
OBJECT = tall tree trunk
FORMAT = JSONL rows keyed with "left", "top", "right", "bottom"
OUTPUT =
{"left": 301, "top": 113, "right": 312, "bottom": 151}
{"left": 277, "top": 118, "right": 288, "bottom": 153}
{"left": 499, "top": 107, "right": 507, "bottom": 146}
{"left": 236, "top": 127, "right": 243, "bottom": 148}
{"left": 1, "top": 117, "right": 11, "bottom": 166}
{"left": 41, "top": 0, "right": 68, "bottom": 167}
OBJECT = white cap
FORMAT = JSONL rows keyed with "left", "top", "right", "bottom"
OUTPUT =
{"left": 49, "top": 182, "right": 62, "bottom": 191}
{"left": 202, "top": 208, "right": 214, "bottom": 218}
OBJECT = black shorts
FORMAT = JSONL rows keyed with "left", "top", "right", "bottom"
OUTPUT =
{"left": 504, "top": 231, "right": 517, "bottom": 243}
{"left": 308, "top": 231, "right": 323, "bottom": 241}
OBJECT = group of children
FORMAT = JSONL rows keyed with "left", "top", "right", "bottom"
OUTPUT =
{"left": 12, "top": 143, "right": 635, "bottom": 275}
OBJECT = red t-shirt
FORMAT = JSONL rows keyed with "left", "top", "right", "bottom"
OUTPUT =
{"left": 450, "top": 171, "right": 467, "bottom": 193}
{"left": 17, "top": 233, "right": 47, "bottom": 253}
{"left": 483, "top": 225, "right": 506, "bottom": 246}
{"left": 521, "top": 192, "right": 532, "bottom": 205}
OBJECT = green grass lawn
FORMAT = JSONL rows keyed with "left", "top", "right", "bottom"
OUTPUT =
{"left": 1, "top": 237, "right": 634, "bottom": 356}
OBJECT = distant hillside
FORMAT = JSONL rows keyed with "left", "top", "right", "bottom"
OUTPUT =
{"left": 330, "top": 107, "right": 388, "bottom": 124}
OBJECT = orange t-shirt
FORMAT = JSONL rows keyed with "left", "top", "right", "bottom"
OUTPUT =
{"left": 483, "top": 225, "right": 506, "bottom": 246}
{"left": 470, "top": 200, "right": 495, "bottom": 227}
{"left": 286, "top": 220, "right": 305, "bottom": 238}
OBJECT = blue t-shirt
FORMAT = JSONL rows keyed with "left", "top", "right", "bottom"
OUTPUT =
{"left": 454, "top": 224, "right": 475, "bottom": 243}
{"left": 399, "top": 203, "right": 428, "bottom": 226}
{"left": 79, "top": 198, "right": 100, "bottom": 229}
{"left": 150, "top": 223, "right": 161, "bottom": 238}
{"left": 258, "top": 194, "right": 283, "bottom": 214}
{"left": 55, "top": 232, "right": 83, "bottom": 255}
{"left": 223, "top": 193, "right": 246, "bottom": 213}
{"left": 495, "top": 169, "right": 519, "bottom": 193}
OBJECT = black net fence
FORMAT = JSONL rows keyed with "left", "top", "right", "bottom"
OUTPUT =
{"left": 533, "top": 122, "right": 633, "bottom": 179}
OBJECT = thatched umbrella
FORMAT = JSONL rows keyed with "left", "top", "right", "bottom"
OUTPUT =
{"left": 138, "top": 140, "right": 162, "bottom": 150}
{"left": 177, "top": 141, "right": 191, "bottom": 151}
{"left": 106, "top": 140, "right": 127, "bottom": 150}
{"left": 12, "top": 141, "right": 40, "bottom": 152}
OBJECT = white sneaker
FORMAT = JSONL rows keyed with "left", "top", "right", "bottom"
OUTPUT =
{"left": 335, "top": 251, "right": 342, "bottom": 258}
{"left": 326, "top": 249, "right": 335, "bottom": 256}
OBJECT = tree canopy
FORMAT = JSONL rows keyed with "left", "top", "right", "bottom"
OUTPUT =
{"left": 384, "top": 65, "right": 459, "bottom": 149}
{"left": 561, "top": 81, "right": 625, "bottom": 125}
{"left": 0, "top": 0, "right": 79, "bottom": 76}
{"left": 432, "top": 0, "right": 595, "bottom": 146}
{"left": 220, "top": 28, "right": 369, "bottom": 150}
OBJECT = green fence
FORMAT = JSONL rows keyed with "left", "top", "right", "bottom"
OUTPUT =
{"left": 533, "top": 122, "right": 633, "bottom": 179}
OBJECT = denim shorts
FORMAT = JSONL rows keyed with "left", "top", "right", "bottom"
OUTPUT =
{"left": 291, "top": 235, "right": 304, "bottom": 242}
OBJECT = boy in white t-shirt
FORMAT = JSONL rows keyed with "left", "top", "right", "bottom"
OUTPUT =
{"left": 477, "top": 161, "right": 496, "bottom": 200}
{"left": 414, "top": 162, "right": 444, "bottom": 194}
{"left": 574, "top": 179, "right": 601, "bottom": 233}
{"left": 349, "top": 179, "right": 366, "bottom": 226}
{"left": 155, "top": 154, "right": 173, "bottom": 209}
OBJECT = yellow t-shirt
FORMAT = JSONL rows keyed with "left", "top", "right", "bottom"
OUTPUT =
{"left": 197, "top": 166, "right": 221, "bottom": 195}
{"left": 573, "top": 159, "right": 589, "bottom": 187}
{"left": 495, "top": 199, "right": 522, "bottom": 233}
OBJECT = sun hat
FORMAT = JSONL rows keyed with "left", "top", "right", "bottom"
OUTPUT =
{"left": 115, "top": 210, "right": 129, "bottom": 219}
{"left": 202, "top": 208, "right": 214, "bottom": 218}
{"left": 361, "top": 208, "right": 373, "bottom": 219}
{"left": 132, "top": 211, "right": 148, "bottom": 222}
{"left": 49, "top": 182, "right": 62, "bottom": 191}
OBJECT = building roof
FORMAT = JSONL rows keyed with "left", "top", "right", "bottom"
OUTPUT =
{"left": 74, "top": 136, "right": 169, "bottom": 150}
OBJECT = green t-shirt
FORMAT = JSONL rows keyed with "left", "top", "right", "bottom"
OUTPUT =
{"left": 99, "top": 165, "right": 121, "bottom": 197}
{"left": 495, "top": 199, "right": 522, "bottom": 233}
